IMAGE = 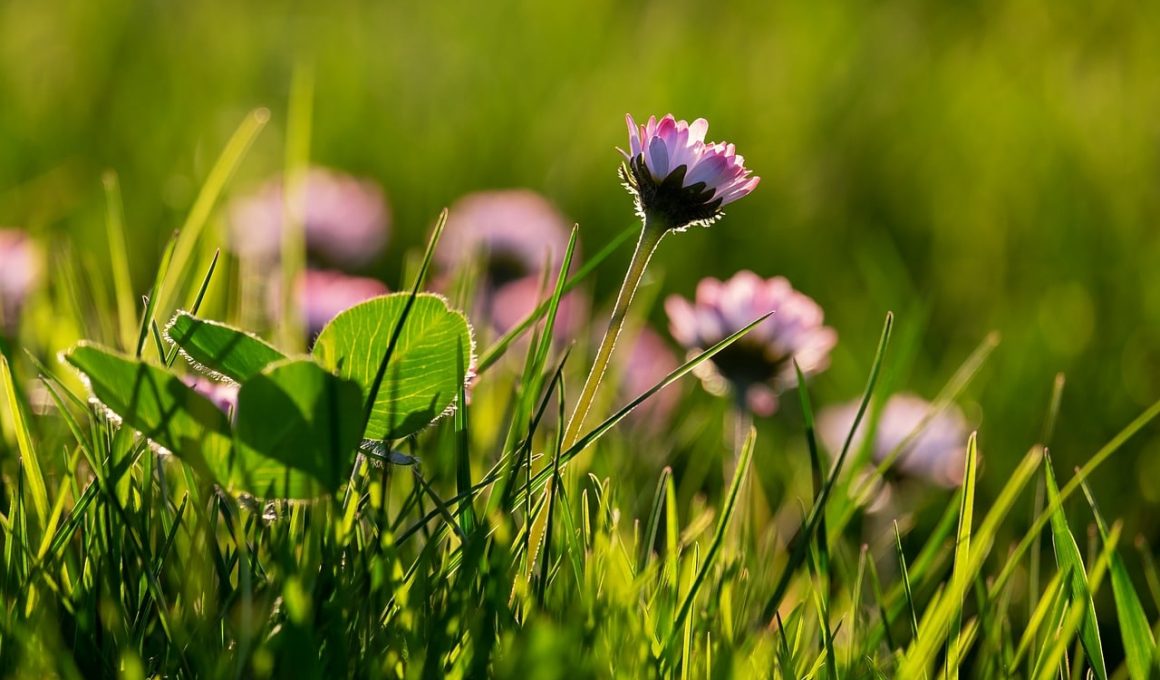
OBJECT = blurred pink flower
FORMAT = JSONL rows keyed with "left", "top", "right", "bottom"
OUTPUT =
{"left": 435, "top": 190, "right": 579, "bottom": 338}
{"left": 228, "top": 167, "right": 390, "bottom": 267}
{"left": 613, "top": 326, "right": 681, "bottom": 429}
{"left": 436, "top": 189, "right": 572, "bottom": 289}
{"left": 817, "top": 393, "right": 970, "bottom": 488}
{"left": 665, "top": 271, "right": 836, "bottom": 417}
{"left": 620, "top": 114, "right": 759, "bottom": 230}
{"left": 183, "top": 375, "right": 239, "bottom": 416}
{"left": 489, "top": 275, "right": 589, "bottom": 340}
{"left": 0, "top": 229, "right": 41, "bottom": 333}
{"left": 292, "top": 269, "right": 389, "bottom": 338}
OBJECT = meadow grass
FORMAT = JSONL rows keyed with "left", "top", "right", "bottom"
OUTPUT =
{"left": 2, "top": 111, "right": 1160, "bottom": 680}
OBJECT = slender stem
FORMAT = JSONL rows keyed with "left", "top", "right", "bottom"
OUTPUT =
{"left": 562, "top": 219, "right": 666, "bottom": 448}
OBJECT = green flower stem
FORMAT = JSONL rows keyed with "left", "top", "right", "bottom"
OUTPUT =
{"left": 562, "top": 217, "right": 667, "bottom": 449}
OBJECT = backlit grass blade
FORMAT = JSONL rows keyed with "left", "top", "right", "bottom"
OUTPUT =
{"left": 1, "top": 355, "right": 48, "bottom": 526}
{"left": 1080, "top": 478, "right": 1154, "bottom": 680}
{"left": 102, "top": 171, "right": 137, "bottom": 351}
{"left": 991, "top": 395, "right": 1160, "bottom": 598}
{"left": 666, "top": 425, "right": 755, "bottom": 650}
{"left": 898, "top": 445, "right": 1043, "bottom": 676}
{"left": 1031, "top": 523, "right": 1119, "bottom": 680}
{"left": 761, "top": 312, "right": 894, "bottom": 623}
{"left": 1043, "top": 456, "right": 1106, "bottom": 680}
{"left": 136, "top": 231, "right": 178, "bottom": 359}
{"left": 453, "top": 351, "right": 476, "bottom": 537}
{"left": 476, "top": 224, "right": 636, "bottom": 373}
{"left": 278, "top": 63, "right": 313, "bottom": 352}
{"left": 946, "top": 431, "right": 978, "bottom": 677}
{"left": 895, "top": 521, "right": 920, "bottom": 644}
{"left": 154, "top": 108, "right": 269, "bottom": 317}
{"left": 640, "top": 467, "right": 672, "bottom": 574}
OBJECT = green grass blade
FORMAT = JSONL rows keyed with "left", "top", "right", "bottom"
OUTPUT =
{"left": 1, "top": 355, "right": 48, "bottom": 527}
{"left": 898, "top": 445, "right": 1043, "bottom": 676}
{"left": 136, "top": 231, "right": 178, "bottom": 358}
{"left": 453, "top": 351, "right": 476, "bottom": 537}
{"left": 666, "top": 425, "right": 755, "bottom": 650}
{"left": 154, "top": 108, "right": 269, "bottom": 317}
{"left": 1080, "top": 479, "right": 1155, "bottom": 680}
{"left": 639, "top": 467, "right": 672, "bottom": 574}
{"left": 102, "top": 170, "right": 137, "bottom": 351}
{"left": 476, "top": 224, "right": 636, "bottom": 373}
{"left": 1032, "top": 523, "right": 1119, "bottom": 680}
{"left": 761, "top": 312, "right": 894, "bottom": 623}
{"left": 946, "top": 431, "right": 978, "bottom": 678}
{"left": 1043, "top": 454, "right": 1107, "bottom": 680}
{"left": 895, "top": 521, "right": 920, "bottom": 644}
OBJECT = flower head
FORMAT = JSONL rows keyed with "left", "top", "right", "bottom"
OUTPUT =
{"left": 283, "top": 269, "right": 389, "bottom": 339}
{"left": 817, "top": 394, "right": 970, "bottom": 488}
{"left": 665, "top": 271, "right": 836, "bottom": 416}
{"left": 0, "top": 229, "right": 42, "bottom": 333}
{"left": 620, "top": 114, "right": 759, "bottom": 231}
{"left": 228, "top": 167, "right": 390, "bottom": 267}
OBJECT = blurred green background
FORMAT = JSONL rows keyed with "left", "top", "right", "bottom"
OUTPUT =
{"left": 1, "top": 0, "right": 1158, "bottom": 526}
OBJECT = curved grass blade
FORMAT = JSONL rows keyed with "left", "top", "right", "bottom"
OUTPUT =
{"left": 155, "top": 108, "right": 269, "bottom": 316}
{"left": 1080, "top": 479, "right": 1153, "bottom": 680}
{"left": 990, "top": 395, "right": 1160, "bottom": 598}
{"left": 761, "top": 312, "right": 894, "bottom": 624}
{"left": 665, "top": 426, "right": 755, "bottom": 651}
{"left": 1043, "top": 455, "right": 1107, "bottom": 680}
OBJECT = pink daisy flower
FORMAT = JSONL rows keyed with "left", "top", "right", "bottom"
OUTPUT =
{"left": 620, "top": 114, "right": 760, "bottom": 230}
{"left": 665, "top": 271, "right": 836, "bottom": 416}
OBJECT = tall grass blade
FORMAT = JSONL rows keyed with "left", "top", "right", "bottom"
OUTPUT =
{"left": 1043, "top": 455, "right": 1107, "bottom": 680}
{"left": 154, "top": 108, "right": 269, "bottom": 316}
{"left": 946, "top": 431, "right": 978, "bottom": 677}
{"left": 1, "top": 355, "right": 47, "bottom": 526}
{"left": 102, "top": 171, "right": 137, "bottom": 350}
{"left": 666, "top": 425, "right": 755, "bottom": 650}
{"left": 1080, "top": 478, "right": 1155, "bottom": 680}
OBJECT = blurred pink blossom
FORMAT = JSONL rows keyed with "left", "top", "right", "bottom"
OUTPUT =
{"left": 435, "top": 190, "right": 579, "bottom": 338}
{"left": 0, "top": 229, "right": 41, "bottom": 333}
{"left": 817, "top": 393, "right": 970, "bottom": 488}
{"left": 665, "top": 271, "right": 836, "bottom": 416}
{"left": 436, "top": 189, "right": 572, "bottom": 288}
{"left": 489, "top": 275, "right": 589, "bottom": 340}
{"left": 228, "top": 167, "right": 390, "bottom": 267}
{"left": 293, "top": 269, "right": 389, "bottom": 338}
